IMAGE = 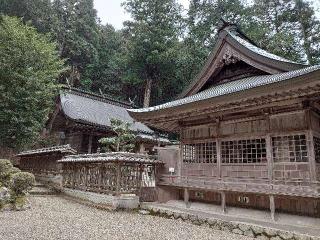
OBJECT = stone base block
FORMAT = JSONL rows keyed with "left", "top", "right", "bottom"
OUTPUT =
{"left": 63, "top": 188, "right": 139, "bottom": 210}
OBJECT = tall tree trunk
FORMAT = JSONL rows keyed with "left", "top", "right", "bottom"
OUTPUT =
{"left": 143, "top": 79, "right": 152, "bottom": 108}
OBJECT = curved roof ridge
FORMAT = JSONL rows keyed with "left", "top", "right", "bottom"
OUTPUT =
{"left": 227, "top": 30, "right": 302, "bottom": 65}
{"left": 61, "top": 86, "right": 132, "bottom": 108}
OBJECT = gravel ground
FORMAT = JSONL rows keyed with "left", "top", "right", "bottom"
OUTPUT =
{"left": 0, "top": 196, "right": 255, "bottom": 240}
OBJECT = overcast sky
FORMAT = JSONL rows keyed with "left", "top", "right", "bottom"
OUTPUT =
{"left": 94, "top": 0, "right": 320, "bottom": 29}
{"left": 94, "top": 0, "right": 189, "bottom": 29}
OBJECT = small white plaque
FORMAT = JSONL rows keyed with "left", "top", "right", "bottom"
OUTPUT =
{"left": 168, "top": 167, "right": 175, "bottom": 173}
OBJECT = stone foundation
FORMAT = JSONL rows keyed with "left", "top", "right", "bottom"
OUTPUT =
{"left": 63, "top": 188, "right": 139, "bottom": 210}
{"left": 140, "top": 205, "right": 320, "bottom": 240}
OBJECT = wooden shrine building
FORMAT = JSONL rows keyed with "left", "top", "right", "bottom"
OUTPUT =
{"left": 128, "top": 23, "right": 320, "bottom": 217}
{"left": 45, "top": 88, "right": 169, "bottom": 154}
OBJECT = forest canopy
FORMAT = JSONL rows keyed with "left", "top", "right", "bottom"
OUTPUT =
{"left": 0, "top": 0, "right": 319, "bottom": 149}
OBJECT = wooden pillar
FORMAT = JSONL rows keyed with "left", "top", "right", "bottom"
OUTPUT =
{"left": 216, "top": 118, "right": 222, "bottom": 179}
{"left": 307, "top": 131, "right": 317, "bottom": 182}
{"left": 177, "top": 129, "right": 182, "bottom": 177}
{"left": 184, "top": 188, "right": 190, "bottom": 208}
{"left": 88, "top": 134, "right": 93, "bottom": 153}
{"left": 269, "top": 195, "right": 275, "bottom": 221}
{"left": 217, "top": 140, "right": 222, "bottom": 179}
{"left": 266, "top": 134, "right": 273, "bottom": 182}
{"left": 116, "top": 163, "right": 121, "bottom": 196}
{"left": 265, "top": 113, "right": 273, "bottom": 183}
{"left": 221, "top": 191, "right": 226, "bottom": 213}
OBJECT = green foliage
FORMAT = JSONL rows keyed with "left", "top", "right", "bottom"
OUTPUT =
{"left": 99, "top": 119, "right": 136, "bottom": 152}
{"left": 10, "top": 172, "right": 35, "bottom": 196}
{"left": 122, "top": 0, "right": 184, "bottom": 106}
{"left": 0, "top": 0, "right": 53, "bottom": 33}
{"left": 0, "top": 160, "right": 34, "bottom": 210}
{"left": 0, "top": 159, "right": 21, "bottom": 187}
{"left": 0, "top": 16, "right": 65, "bottom": 149}
{"left": 51, "top": 0, "right": 99, "bottom": 82}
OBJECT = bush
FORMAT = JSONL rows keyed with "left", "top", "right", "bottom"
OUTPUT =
{"left": 0, "top": 159, "right": 20, "bottom": 187}
{"left": 10, "top": 172, "right": 35, "bottom": 196}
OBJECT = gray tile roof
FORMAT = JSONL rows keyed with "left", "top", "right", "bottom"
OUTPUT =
{"left": 228, "top": 30, "right": 300, "bottom": 64}
{"left": 129, "top": 65, "right": 320, "bottom": 113}
{"left": 60, "top": 90, "right": 153, "bottom": 134}
{"left": 136, "top": 133, "right": 171, "bottom": 144}
{"left": 58, "top": 152, "right": 162, "bottom": 164}
{"left": 17, "top": 145, "right": 76, "bottom": 157}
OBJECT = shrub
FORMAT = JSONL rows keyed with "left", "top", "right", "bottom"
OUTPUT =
{"left": 10, "top": 172, "right": 35, "bottom": 196}
{"left": 0, "top": 159, "right": 20, "bottom": 187}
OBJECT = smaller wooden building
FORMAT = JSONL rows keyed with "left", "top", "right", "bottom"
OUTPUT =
{"left": 45, "top": 88, "right": 169, "bottom": 154}
{"left": 128, "top": 23, "right": 320, "bottom": 217}
{"left": 17, "top": 145, "right": 76, "bottom": 183}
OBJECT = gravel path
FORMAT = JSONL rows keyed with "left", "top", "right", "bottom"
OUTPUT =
{"left": 0, "top": 196, "right": 255, "bottom": 240}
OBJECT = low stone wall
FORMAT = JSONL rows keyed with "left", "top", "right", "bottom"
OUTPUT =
{"left": 140, "top": 205, "right": 319, "bottom": 240}
{"left": 63, "top": 188, "right": 139, "bottom": 210}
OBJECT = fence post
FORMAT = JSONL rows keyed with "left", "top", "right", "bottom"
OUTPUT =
{"left": 116, "top": 162, "right": 121, "bottom": 196}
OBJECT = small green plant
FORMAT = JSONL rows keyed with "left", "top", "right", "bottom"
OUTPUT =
{"left": 99, "top": 119, "right": 136, "bottom": 152}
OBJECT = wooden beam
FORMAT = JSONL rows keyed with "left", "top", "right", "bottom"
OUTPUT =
{"left": 184, "top": 188, "right": 190, "bottom": 208}
{"left": 269, "top": 195, "right": 275, "bottom": 221}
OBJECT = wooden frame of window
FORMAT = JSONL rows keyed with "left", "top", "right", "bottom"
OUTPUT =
{"left": 182, "top": 141, "right": 217, "bottom": 164}
{"left": 272, "top": 134, "right": 308, "bottom": 163}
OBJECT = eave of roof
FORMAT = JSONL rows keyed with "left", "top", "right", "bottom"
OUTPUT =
{"left": 58, "top": 152, "right": 163, "bottom": 164}
{"left": 129, "top": 65, "right": 320, "bottom": 116}
{"left": 136, "top": 133, "right": 171, "bottom": 144}
{"left": 17, "top": 145, "right": 77, "bottom": 157}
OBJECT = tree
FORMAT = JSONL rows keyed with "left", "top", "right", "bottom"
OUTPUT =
{"left": 51, "top": 0, "right": 100, "bottom": 87}
{"left": 99, "top": 119, "right": 136, "bottom": 152}
{"left": 0, "top": 0, "right": 53, "bottom": 33}
{"left": 0, "top": 16, "right": 65, "bottom": 149}
{"left": 84, "top": 24, "right": 128, "bottom": 100}
{"left": 292, "top": 0, "right": 320, "bottom": 64}
{"left": 249, "top": 0, "right": 303, "bottom": 62}
{"left": 181, "top": 0, "right": 250, "bottom": 83}
{"left": 122, "top": 0, "right": 183, "bottom": 107}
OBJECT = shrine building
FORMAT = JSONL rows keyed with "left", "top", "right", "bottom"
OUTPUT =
{"left": 128, "top": 22, "right": 320, "bottom": 217}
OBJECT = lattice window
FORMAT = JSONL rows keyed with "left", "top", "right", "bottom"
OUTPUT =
{"left": 272, "top": 134, "right": 308, "bottom": 162}
{"left": 221, "top": 139, "right": 267, "bottom": 164}
{"left": 182, "top": 142, "right": 217, "bottom": 163}
{"left": 314, "top": 137, "right": 320, "bottom": 163}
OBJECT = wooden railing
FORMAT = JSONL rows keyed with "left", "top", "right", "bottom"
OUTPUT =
{"left": 62, "top": 162, "right": 157, "bottom": 195}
